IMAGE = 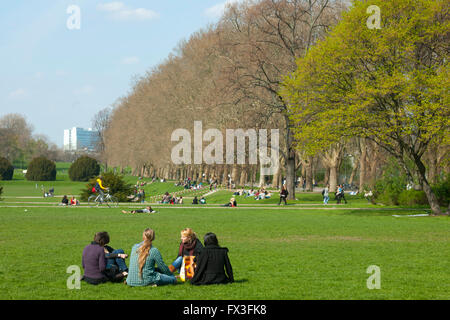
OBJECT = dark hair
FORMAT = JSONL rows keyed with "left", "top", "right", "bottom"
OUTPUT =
{"left": 204, "top": 232, "right": 219, "bottom": 246}
{"left": 94, "top": 231, "right": 110, "bottom": 246}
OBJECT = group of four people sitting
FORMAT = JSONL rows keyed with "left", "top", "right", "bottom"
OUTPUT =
{"left": 81, "top": 228, "right": 234, "bottom": 287}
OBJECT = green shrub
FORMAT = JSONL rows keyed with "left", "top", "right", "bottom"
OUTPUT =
{"left": 397, "top": 189, "right": 428, "bottom": 206}
{"left": 25, "top": 157, "right": 56, "bottom": 181}
{"left": 373, "top": 161, "right": 407, "bottom": 205}
{"left": 80, "top": 171, "right": 133, "bottom": 202}
{"left": 432, "top": 174, "right": 450, "bottom": 206}
{"left": 68, "top": 156, "right": 100, "bottom": 182}
{"left": 0, "top": 157, "right": 14, "bottom": 180}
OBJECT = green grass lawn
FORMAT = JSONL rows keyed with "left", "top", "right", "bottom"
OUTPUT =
{"left": 0, "top": 205, "right": 448, "bottom": 300}
{"left": 1, "top": 170, "right": 448, "bottom": 300}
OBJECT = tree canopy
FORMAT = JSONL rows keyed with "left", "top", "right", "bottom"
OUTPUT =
{"left": 281, "top": 0, "right": 449, "bottom": 214}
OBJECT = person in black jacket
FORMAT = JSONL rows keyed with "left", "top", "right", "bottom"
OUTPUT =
{"left": 278, "top": 185, "right": 288, "bottom": 205}
{"left": 190, "top": 232, "right": 234, "bottom": 286}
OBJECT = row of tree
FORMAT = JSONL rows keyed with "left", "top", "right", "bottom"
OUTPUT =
{"left": 98, "top": 0, "right": 448, "bottom": 213}
{"left": 102, "top": 0, "right": 347, "bottom": 200}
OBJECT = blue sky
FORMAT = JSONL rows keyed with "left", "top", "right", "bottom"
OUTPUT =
{"left": 0, "top": 0, "right": 242, "bottom": 147}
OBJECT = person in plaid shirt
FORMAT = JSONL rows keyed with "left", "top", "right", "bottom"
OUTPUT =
{"left": 126, "top": 228, "right": 177, "bottom": 287}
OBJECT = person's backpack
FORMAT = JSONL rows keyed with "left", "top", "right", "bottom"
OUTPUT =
{"left": 322, "top": 189, "right": 325, "bottom": 196}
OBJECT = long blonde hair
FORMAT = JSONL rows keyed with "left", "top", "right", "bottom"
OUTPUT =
{"left": 137, "top": 228, "right": 155, "bottom": 278}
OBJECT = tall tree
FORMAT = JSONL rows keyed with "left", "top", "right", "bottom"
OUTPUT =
{"left": 282, "top": 0, "right": 450, "bottom": 215}
{"left": 215, "top": 0, "right": 345, "bottom": 199}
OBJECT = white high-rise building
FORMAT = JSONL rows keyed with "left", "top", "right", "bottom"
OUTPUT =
{"left": 63, "top": 127, "right": 99, "bottom": 152}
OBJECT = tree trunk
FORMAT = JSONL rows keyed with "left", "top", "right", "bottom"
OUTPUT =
{"left": 359, "top": 140, "right": 367, "bottom": 191}
{"left": 329, "top": 165, "right": 338, "bottom": 194}
{"left": 286, "top": 156, "right": 296, "bottom": 200}
{"left": 305, "top": 156, "right": 313, "bottom": 191}
{"left": 259, "top": 161, "right": 265, "bottom": 188}
{"left": 413, "top": 155, "right": 443, "bottom": 215}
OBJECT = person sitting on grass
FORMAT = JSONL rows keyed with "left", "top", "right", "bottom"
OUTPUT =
{"left": 122, "top": 206, "right": 156, "bottom": 214}
{"left": 168, "top": 228, "right": 204, "bottom": 273}
{"left": 222, "top": 197, "right": 237, "bottom": 207}
{"left": 192, "top": 196, "right": 199, "bottom": 204}
{"left": 199, "top": 196, "right": 206, "bottom": 204}
{"left": 190, "top": 232, "right": 234, "bottom": 286}
{"left": 161, "top": 192, "right": 170, "bottom": 204}
{"left": 60, "top": 195, "right": 69, "bottom": 206}
{"left": 126, "top": 228, "right": 177, "bottom": 287}
{"left": 81, "top": 231, "right": 128, "bottom": 285}
{"left": 70, "top": 196, "right": 80, "bottom": 206}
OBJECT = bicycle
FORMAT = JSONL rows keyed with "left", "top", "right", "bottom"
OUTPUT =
{"left": 88, "top": 190, "right": 119, "bottom": 208}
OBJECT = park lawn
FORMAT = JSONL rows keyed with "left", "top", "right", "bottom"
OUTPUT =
{"left": 0, "top": 206, "right": 448, "bottom": 300}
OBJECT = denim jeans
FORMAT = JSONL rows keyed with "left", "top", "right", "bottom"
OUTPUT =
{"left": 323, "top": 196, "right": 329, "bottom": 204}
{"left": 171, "top": 256, "right": 183, "bottom": 271}
{"left": 155, "top": 273, "right": 177, "bottom": 286}
{"left": 106, "top": 249, "right": 128, "bottom": 272}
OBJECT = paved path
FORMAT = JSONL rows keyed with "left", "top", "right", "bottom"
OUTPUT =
{"left": 0, "top": 203, "right": 429, "bottom": 211}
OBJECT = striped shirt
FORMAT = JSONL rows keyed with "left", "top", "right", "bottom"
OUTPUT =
{"left": 126, "top": 243, "right": 172, "bottom": 286}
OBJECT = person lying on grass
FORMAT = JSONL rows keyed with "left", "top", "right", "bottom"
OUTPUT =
{"left": 168, "top": 228, "right": 203, "bottom": 273}
{"left": 122, "top": 206, "right": 157, "bottom": 214}
{"left": 81, "top": 231, "right": 128, "bottom": 285}
{"left": 190, "top": 232, "right": 234, "bottom": 286}
{"left": 126, "top": 228, "right": 177, "bottom": 287}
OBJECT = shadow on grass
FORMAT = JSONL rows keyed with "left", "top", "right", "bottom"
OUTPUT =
{"left": 233, "top": 279, "right": 249, "bottom": 284}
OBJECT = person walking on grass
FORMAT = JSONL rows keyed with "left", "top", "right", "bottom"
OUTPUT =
{"left": 126, "top": 228, "right": 176, "bottom": 287}
{"left": 322, "top": 185, "right": 330, "bottom": 205}
{"left": 190, "top": 232, "right": 234, "bottom": 286}
{"left": 278, "top": 185, "right": 288, "bottom": 205}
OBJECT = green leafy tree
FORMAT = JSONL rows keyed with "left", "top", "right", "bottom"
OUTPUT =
{"left": 80, "top": 171, "right": 133, "bottom": 202}
{"left": 69, "top": 156, "right": 100, "bottom": 182}
{"left": 0, "top": 157, "right": 14, "bottom": 180}
{"left": 282, "top": 0, "right": 449, "bottom": 215}
{"left": 25, "top": 157, "right": 56, "bottom": 181}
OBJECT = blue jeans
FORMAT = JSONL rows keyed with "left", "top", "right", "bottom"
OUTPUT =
{"left": 323, "top": 196, "right": 329, "bottom": 204}
{"left": 171, "top": 256, "right": 183, "bottom": 271}
{"left": 106, "top": 249, "right": 128, "bottom": 272}
{"left": 155, "top": 273, "right": 177, "bottom": 286}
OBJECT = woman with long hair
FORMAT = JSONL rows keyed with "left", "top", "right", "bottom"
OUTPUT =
{"left": 126, "top": 228, "right": 176, "bottom": 286}
{"left": 168, "top": 228, "right": 203, "bottom": 273}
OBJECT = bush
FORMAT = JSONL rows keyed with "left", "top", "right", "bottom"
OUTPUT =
{"left": 0, "top": 157, "right": 14, "bottom": 180}
{"left": 373, "top": 161, "right": 407, "bottom": 205}
{"left": 432, "top": 174, "right": 450, "bottom": 207}
{"left": 80, "top": 171, "right": 133, "bottom": 202}
{"left": 68, "top": 156, "right": 100, "bottom": 182}
{"left": 397, "top": 189, "right": 428, "bottom": 206}
{"left": 25, "top": 157, "right": 56, "bottom": 181}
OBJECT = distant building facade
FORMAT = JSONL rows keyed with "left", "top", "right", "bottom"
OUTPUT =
{"left": 63, "top": 127, "right": 99, "bottom": 152}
